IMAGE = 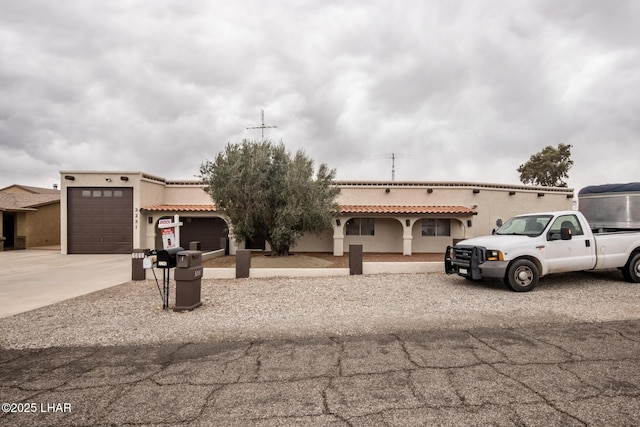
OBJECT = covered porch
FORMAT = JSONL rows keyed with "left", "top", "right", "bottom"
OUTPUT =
{"left": 331, "top": 205, "right": 477, "bottom": 256}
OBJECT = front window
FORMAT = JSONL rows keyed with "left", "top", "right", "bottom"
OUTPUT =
{"left": 496, "top": 214, "right": 553, "bottom": 237}
{"left": 422, "top": 219, "right": 451, "bottom": 236}
{"left": 345, "top": 218, "right": 375, "bottom": 236}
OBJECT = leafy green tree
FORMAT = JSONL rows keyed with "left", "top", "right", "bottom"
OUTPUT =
{"left": 517, "top": 143, "right": 573, "bottom": 187}
{"left": 199, "top": 140, "right": 340, "bottom": 256}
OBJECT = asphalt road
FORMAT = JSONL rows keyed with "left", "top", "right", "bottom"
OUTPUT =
{"left": 1, "top": 319, "right": 639, "bottom": 426}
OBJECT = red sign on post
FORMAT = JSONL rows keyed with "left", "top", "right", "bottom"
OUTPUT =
{"left": 158, "top": 216, "right": 183, "bottom": 249}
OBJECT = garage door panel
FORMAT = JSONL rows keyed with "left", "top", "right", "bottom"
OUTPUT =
{"left": 177, "top": 217, "right": 228, "bottom": 251}
{"left": 68, "top": 187, "right": 133, "bottom": 254}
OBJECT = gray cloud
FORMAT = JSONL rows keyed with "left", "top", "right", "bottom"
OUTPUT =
{"left": 1, "top": 0, "right": 638, "bottom": 191}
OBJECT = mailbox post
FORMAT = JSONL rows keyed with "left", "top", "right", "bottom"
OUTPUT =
{"left": 131, "top": 249, "right": 147, "bottom": 281}
{"left": 174, "top": 250, "right": 203, "bottom": 312}
{"left": 155, "top": 247, "right": 184, "bottom": 309}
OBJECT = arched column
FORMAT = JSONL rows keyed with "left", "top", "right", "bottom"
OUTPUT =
{"left": 401, "top": 218, "right": 415, "bottom": 256}
{"left": 333, "top": 218, "right": 346, "bottom": 256}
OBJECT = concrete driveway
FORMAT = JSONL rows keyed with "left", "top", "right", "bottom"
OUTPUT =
{"left": 0, "top": 250, "right": 130, "bottom": 318}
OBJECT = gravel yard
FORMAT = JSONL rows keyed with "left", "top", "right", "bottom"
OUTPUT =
{"left": 1, "top": 269, "right": 638, "bottom": 350}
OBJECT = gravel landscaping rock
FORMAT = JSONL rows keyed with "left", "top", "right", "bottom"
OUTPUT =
{"left": 1, "top": 270, "right": 638, "bottom": 350}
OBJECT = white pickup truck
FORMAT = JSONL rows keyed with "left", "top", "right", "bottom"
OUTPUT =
{"left": 445, "top": 210, "right": 640, "bottom": 291}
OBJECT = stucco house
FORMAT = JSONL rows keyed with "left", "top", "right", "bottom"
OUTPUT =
{"left": 60, "top": 171, "right": 574, "bottom": 255}
{"left": 0, "top": 184, "right": 61, "bottom": 250}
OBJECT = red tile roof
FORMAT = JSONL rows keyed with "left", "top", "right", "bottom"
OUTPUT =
{"left": 141, "top": 204, "right": 476, "bottom": 216}
{"left": 338, "top": 205, "right": 476, "bottom": 215}
{"left": 142, "top": 204, "right": 217, "bottom": 212}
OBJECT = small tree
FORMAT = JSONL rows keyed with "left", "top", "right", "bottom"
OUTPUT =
{"left": 517, "top": 143, "right": 573, "bottom": 187}
{"left": 199, "top": 140, "right": 340, "bottom": 256}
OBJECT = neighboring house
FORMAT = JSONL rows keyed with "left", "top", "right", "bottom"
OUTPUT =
{"left": 0, "top": 185, "right": 61, "bottom": 250}
{"left": 60, "top": 171, "right": 574, "bottom": 255}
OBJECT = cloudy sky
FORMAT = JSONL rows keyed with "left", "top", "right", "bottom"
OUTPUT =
{"left": 1, "top": 0, "right": 638, "bottom": 192}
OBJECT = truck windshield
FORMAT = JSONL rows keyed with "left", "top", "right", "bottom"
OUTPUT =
{"left": 495, "top": 214, "right": 553, "bottom": 237}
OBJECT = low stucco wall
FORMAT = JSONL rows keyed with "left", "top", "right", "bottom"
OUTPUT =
{"left": 200, "top": 262, "right": 443, "bottom": 279}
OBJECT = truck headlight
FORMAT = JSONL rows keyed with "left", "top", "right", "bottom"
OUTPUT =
{"left": 486, "top": 250, "right": 504, "bottom": 261}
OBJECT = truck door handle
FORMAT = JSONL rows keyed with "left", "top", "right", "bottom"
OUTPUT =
{"left": 585, "top": 240, "right": 591, "bottom": 247}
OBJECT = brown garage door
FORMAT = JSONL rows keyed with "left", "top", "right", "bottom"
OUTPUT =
{"left": 67, "top": 187, "right": 133, "bottom": 254}
{"left": 157, "top": 217, "right": 228, "bottom": 251}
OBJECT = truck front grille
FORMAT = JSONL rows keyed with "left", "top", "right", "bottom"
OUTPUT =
{"left": 454, "top": 246, "right": 474, "bottom": 261}
{"left": 454, "top": 246, "right": 486, "bottom": 263}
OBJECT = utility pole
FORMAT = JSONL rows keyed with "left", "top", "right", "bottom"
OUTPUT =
{"left": 246, "top": 109, "right": 277, "bottom": 141}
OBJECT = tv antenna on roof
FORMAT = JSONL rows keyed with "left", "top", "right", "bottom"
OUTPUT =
{"left": 391, "top": 152, "right": 396, "bottom": 181}
{"left": 247, "top": 109, "right": 277, "bottom": 141}
{"left": 375, "top": 152, "right": 407, "bottom": 181}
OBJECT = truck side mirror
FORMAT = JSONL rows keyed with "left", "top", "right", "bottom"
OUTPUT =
{"left": 496, "top": 219, "right": 503, "bottom": 227}
{"left": 560, "top": 227, "right": 572, "bottom": 240}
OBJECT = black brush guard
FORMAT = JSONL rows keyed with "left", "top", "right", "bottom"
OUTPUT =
{"left": 445, "top": 245, "right": 485, "bottom": 280}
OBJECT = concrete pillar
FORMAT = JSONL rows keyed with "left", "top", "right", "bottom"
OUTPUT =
{"left": 403, "top": 238, "right": 412, "bottom": 256}
{"left": 349, "top": 244, "right": 363, "bottom": 275}
{"left": 131, "top": 249, "right": 146, "bottom": 281}
{"left": 403, "top": 218, "right": 413, "bottom": 256}
{"left": 227, "top": 223, "right": 238, "bottom": 255}
{"left": 333, "top": 237, "right": 344, "bottom": 256}
{"left": 333, "top": 220, "right": 345, "bottom": 256}
{"left": 236, "top": 249, "right": 251, "bottom": 278}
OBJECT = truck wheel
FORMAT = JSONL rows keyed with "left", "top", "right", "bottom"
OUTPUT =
{"left": 505, "top": 259, "right": 539, "bottom": 292}
{"left": 623, "top": 252, "right": 640, "bottom": 283}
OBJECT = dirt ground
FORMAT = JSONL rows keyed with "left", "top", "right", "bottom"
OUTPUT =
{"left": 201, "top": 252, "right": 444, "bottom": 268}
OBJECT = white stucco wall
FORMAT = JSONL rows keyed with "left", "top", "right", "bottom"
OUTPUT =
{"left": 164, "top": 183, "right": 212, "bottom": 205}
{"left": 291, "top": 230, "right": 334, "bottom": 252}
{"left": 336, "top": 182, "right": 573, "bottom": 239}
{"left": 61, "top": 173, "right": 574, "bottom": 255}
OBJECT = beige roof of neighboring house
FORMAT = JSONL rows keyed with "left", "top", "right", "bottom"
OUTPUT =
{"left": 0, "top": 185, "right": 60, "bottom": 212}
{"left": 0, "top": 184, "right": 60, "bottom": 195}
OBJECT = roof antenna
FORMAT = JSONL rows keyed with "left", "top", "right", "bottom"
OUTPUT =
{"left": 391, "top": 152, "right": 396, "bottom": 181}
{"left": 374, "top": 152, "right": 408, "bottom": 181}
{"left": 246, "top": 109, "right": 277, "bottom": 141}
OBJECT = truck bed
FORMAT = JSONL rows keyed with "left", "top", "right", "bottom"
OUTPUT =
{"left": 593, "top": 230, "right": 640, "bottom": 270}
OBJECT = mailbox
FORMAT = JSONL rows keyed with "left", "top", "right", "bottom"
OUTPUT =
{"left": 156, "top": 247, "right": 184, "bottom": 268}
{"left": 174, "top": 266, "right": 203, "bottom": 281}
{"left": 176, "top": 250, "right": 203, "bottom": 268}
{"left": 174, "top": 249, "right": 203, "bottom": 312}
